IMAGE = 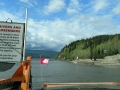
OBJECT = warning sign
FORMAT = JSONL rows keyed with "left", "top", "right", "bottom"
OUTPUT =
{"left": 0, "top": 22, "right": 25, "bottom": 62}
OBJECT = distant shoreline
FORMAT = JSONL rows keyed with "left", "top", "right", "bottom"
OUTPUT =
{"left": 71, "top": 59, "right": 120, "bottom": 65}
{"left": 71, "top": 54, "right": 120, "bottom": 65}
{"left": 71, "top": 59, "right": 101, "bottom": 65}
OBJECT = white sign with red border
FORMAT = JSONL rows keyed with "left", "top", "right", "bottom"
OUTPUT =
{"left": 0, "top": 22, "right": 25, "bottom": 62}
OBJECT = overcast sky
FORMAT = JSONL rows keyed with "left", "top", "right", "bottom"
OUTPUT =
{"left": 0, "top": 0, "right": 120, "bottom": 51}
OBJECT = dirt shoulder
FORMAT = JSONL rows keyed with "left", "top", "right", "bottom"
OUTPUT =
{"left": 71, "top": 54, "right": 120, "bottom": 65}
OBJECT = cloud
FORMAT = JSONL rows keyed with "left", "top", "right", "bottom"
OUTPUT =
{"left": 112, "top": 3, "right": 120, "bottom": 15}
{"left": 80, "top": 14, "right": 118, "bottom": 34}
{"left": 0, "top": 10, "right": 24, "bottom": 22}
{"left": 20, "top": 0, "right": 28, "bottom": 3}
{"left": 43, "top": 0, "right": 65, "bottom": 14}
{"left": 92, "top": 0, "right": 109, "bottom": 12}
{"left": 66, "top": 0, "right": 80, "bottom": 14}
{"left": 0, "top": 2, "right": 5, "bottom": 6}
{"left": 19, "top": 0, "right": 37, "bottom": 7}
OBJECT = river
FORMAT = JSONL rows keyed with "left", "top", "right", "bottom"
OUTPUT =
{"left": 31, "top": 59, "right": 120, "bottom": 90}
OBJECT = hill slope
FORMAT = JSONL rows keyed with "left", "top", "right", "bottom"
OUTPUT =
{"left": 55, "top": 34, "right": 120, "bottom": 61}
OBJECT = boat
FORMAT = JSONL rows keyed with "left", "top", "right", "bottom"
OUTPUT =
{"left": 0, "top": 9, "right": 32, "bottom": 90}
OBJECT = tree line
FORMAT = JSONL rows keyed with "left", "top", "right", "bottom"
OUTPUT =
{"left": 55, "top": 34, "right": 120, "bottom": 61}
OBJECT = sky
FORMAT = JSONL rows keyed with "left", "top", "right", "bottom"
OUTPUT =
{"left": 0, "top": 0, "right": 120, "bottom": 52}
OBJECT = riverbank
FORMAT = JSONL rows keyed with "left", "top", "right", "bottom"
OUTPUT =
{"left": 71, "top": 54, "right": 120, "bottom": 65}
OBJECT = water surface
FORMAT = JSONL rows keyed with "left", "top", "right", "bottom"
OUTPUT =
{"left": 31, "top": 59, "right": 120, "bottom": 90}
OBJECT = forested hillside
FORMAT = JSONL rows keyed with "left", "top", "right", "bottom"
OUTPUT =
{"left": 55, "top": 34, "right": 120, "bottom": 61}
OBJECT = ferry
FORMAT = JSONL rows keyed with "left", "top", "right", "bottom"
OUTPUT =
{"left": 0, "top": 9, "right": 32, "bottom": 90}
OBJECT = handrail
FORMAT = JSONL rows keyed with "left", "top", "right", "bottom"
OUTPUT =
{"left": 43, "top": 82, "right": 120, "bottom": 88}
{"left": 0, "top": 56, "right": 32, "bottom": 90}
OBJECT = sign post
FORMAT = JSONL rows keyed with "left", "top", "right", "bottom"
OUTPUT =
{"left": 23, "top": 8, "right": 28, "bottom": 61}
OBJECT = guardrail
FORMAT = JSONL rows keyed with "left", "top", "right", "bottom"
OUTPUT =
{"left": 0, "top": 56, "right": 32, "bottom": 90}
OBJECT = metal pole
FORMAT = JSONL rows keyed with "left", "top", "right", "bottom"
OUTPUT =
{"left": 23, "top": 8, "right": 28, "bottom": 61}
{"left": 40, "top": 55, "right": 44, "bottom": 82}
{"left": 40, "top": 55, "right": 44, "bottom": 89}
